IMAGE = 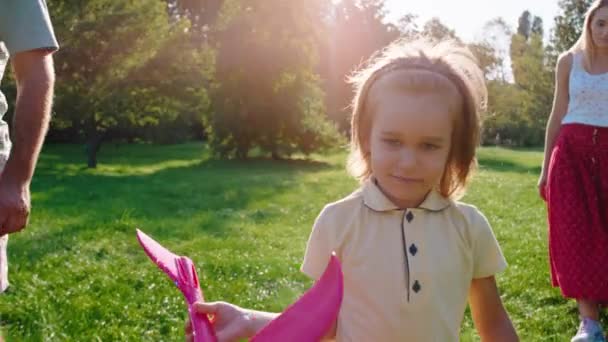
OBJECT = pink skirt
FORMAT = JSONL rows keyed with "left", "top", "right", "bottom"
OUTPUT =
{"left": 547, "top": 124, "right": 608, "bottom": 301}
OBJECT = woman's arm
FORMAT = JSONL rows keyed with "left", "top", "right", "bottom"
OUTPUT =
{"left": 538, "top": 52, "right": 573, "bottom": 199}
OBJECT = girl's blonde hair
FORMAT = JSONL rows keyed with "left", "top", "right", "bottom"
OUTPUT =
{"left": 571, "top": 0, "right": 608, "bottom": 68}
{"left": 347, "top": 39, "right": 487, "bottom": 199}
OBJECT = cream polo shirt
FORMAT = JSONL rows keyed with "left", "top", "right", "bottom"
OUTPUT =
{"left": 301, "top": 179, "right": 507, "bottom": 341}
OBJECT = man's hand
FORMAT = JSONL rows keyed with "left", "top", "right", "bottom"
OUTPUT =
{"left": 0, "top": 177, "right": 30, "bottom": 236}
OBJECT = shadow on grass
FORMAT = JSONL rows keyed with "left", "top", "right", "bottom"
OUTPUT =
{"left": 478, "top": 156, "right": 542, "bottom": 174}
{"left": 15, "top": 143, "right": 335, "bottom": 264}
{"left": 36, "top": 143, "right": 333, "bottom": 176}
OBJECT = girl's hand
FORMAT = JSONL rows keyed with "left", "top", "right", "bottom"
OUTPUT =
{"left": 185, "top": 301, "right": 254, "bottom": 342}
{"left": 537, "top": 172, "right": 548, "bottom": 201}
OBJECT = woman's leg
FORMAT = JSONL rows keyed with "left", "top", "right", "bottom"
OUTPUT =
{"left": 0, "top": 234, "right": 7, "bottom": 293}
{"left": 572, "top": 299, "right": 605, "bottom": 341}
{"left": 578, "top": 299, "right": 600, "bottom": 320}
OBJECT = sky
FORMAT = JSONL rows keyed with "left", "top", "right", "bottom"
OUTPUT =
{"left": 384, "top": 0, "right": 561, "bottom": 43}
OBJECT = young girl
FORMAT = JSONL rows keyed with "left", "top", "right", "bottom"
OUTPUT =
{"left": 538, "top": 1, "right": 608, "bottom": 341}
{"left": 187, "top": 39, "right": 518, "bottom": 341}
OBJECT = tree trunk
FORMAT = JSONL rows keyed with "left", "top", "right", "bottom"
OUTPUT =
{"left": 86, "top": 133, "right": 104, "bottom": 168}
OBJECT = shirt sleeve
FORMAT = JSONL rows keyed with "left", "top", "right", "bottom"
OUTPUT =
{"left": 471, "top": 209, "right": 507, "bottom": 279}
{"left": 301, "top": 206, "right": 335, "bottom": 281}
{"left": 0, "top": 0, "right": 59, "bottom": 54}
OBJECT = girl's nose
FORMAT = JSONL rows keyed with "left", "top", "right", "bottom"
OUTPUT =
{"left": 398, "top": 149, "right": 417, "bottom": 169}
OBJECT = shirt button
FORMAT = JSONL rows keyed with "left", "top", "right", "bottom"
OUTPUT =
{"left": 413, "top": 280, "right": 421, "bottom": 293}
{"left": 406, "top": 211, "right": 414, "bottom": 223}
{"left": 409, "top": 244, "right": 418, "bottom": 256}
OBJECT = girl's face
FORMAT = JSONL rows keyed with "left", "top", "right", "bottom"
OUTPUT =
{"left": 364, "top": 88, "right": 455, "bottom": 208}
{"left": 591, "top": 7, "right": 608, "bottom": 49}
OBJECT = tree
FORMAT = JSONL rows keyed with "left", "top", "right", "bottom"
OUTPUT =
{"left": 469, "top": 42, "right": 502, "bottom": 80}
{"left": 165, "top": 0, "right": 223, "bottom": 33}
{"left": 506, "top": 13, "right": 553, "bottom": 146}
{"left": 531, "top": 16, "right": 544, "bottom": 37}
{"left": 517, "top": 10, "right": 532, "bottom": 40}
{"left": 473, "top": 14, "right": 554, "bottom": 147}
{"left": 421, "top": 18, "right": 458, "bottom": 42}
{"left": 50, "top": 0, "right": 212, "bottom": 167}
{"left": 396, "top": 13, "right": 419, "bottom": 39}
{"left": 511, "top": 11, "right": 549, "bottom": 87}
{"left": 321, "top": 0, "right": 399, "bottom": 132}
{"left": 552, "top": 0, "right": 593, "bottom": 53}
{"left": 207, "top": 0, "right": 341, "bottom": 159}
{"left": 483, "top": 80, "right": 529, "bottom": 146}
{"left": 477, "top": 17, "right": 512, "bottom": 81}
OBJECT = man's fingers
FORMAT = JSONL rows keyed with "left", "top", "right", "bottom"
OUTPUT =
{"left": 3, "top": 209, "right": 28, "bottom": 235}
{"left": 0, "top": 183, "right": 31, "bottom": 236}
{"left": 0, "top": 214, "right": 7, "bottom": 237}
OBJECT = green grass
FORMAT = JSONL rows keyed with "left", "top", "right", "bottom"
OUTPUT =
{"left": 0, "top": 143, "right": 590, "bottom": 341}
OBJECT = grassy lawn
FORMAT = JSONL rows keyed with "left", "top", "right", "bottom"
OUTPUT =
{"left": 0, "top": 143, "right": 588, "bottom": 341}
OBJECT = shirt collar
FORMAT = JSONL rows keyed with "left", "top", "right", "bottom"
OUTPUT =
{"left": 362, "top": 178, "right": 451, "bottom": 212}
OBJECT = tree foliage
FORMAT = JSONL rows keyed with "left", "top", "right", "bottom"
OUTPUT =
{"left": 552, "top": 0, "right": 593, "bottom": 52}
{"left": 21, "top": 0, "right": 598, "bottom": 167}
{"left": 49, "top": 0, "right": 214, "bottom": 166}
{"left": 207, "top": 0, "right": 341, "bottom": 159}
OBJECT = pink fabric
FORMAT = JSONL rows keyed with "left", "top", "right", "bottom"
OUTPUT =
{"left": 547, "top": 124, "right": 608, "bottom": 301}
{"left": 137, "top": 230, "right": 343, "bottom": 341}
{"left": 137, "top": 229, "right": 216, "bottom": 342}
{"left": 251, "top": 255, "right": 343, "bottom": 342}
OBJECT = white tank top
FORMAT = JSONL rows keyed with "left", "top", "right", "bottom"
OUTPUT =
{"left": 562, "top": 52, "right": 608, "bottom": 127}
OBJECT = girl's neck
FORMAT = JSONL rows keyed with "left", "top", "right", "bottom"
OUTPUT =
{"left": 374, "top": 180, "right": 429, "bottom": 209}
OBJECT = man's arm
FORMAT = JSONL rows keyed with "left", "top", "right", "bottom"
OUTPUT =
{"left": 0, "top": 49, "right": 54, "bottom": 235}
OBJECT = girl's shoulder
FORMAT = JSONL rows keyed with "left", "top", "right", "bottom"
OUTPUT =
{"left": 310, "top": 189, "right": 366, "bottom": 251}
{"left": 449, "top": 202, "right": 502, "bottom": 252}
{"left": 317, "top": 188, "right": 366, "bottom": 222}
{"left": 450, "top": 201, "right": 493, "bottom": 232}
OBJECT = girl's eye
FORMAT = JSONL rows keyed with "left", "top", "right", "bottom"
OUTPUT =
{"left": 421, "top": 143, "right": 440, "bottom": 151}
{"left": 382, "top": 138, "right": 401, "bottom": 146}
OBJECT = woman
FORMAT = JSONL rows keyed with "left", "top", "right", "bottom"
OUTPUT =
{"left": 539, "top": 1, "right": 608, "bottom": 341}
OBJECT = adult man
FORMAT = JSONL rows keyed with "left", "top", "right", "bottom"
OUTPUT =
{"left": 0, "top": 0, "right": 59, "bottom": 293}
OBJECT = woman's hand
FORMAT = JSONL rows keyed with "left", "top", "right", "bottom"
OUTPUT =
{"left": 537, "top": 172, "right": 548, "bottom": 201}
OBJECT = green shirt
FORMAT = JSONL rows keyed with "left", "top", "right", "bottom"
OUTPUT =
{"left": 0, "top": 0, "right": 58, "bottom": 158}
